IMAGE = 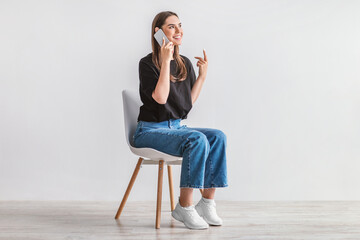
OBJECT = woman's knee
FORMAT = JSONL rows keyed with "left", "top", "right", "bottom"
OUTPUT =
{"left": 186, "top": 131, "right": 210, "bottom": 150}
{"left": 210, "top": 129, "right": 227, "bottom": 144}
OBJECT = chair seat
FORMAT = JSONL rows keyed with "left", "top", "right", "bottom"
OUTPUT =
{"left": 129, "top": 146, "right": 183, "bottom": 162}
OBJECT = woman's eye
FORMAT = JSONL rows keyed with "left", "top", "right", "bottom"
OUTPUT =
{"left": 169, "top": 25, "right": 181, "bottom": 29}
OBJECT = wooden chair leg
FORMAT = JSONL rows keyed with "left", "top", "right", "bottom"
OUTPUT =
{"left": 167, "top": 165, "right": 175, "bottom": 211}
{"left": 115, "top": 157, "right": 143, "bottom": 219}
{"left": 155, "top": 160, "right": 164, "bottom": 229}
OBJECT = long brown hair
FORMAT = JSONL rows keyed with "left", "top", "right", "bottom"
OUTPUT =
{"left": 151, "top": 11, "right": 187, "bottom": 82}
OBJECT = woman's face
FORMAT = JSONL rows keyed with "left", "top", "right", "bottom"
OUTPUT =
{"left": 157, "top": 15, "right": 183, "bottom": 46}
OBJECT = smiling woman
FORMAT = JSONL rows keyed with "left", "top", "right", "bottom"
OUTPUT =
{"left": 161, "top": 17, "right": 183, "bottom": 43}
{"left": 134, "top": 11, "right": 228, "bottom": 230}
{"left": 151, "top": 12, "right": 186, "bottom": 83}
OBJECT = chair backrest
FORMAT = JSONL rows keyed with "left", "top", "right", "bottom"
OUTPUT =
{"left": 122, "top": 89, "right": 142, "bottom": 147}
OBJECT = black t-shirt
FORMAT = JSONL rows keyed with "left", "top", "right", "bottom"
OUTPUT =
{"left": 137, "top": 53, "right": 196, "bottom": 122}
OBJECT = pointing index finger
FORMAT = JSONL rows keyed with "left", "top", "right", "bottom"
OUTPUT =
{"left": 203, "top": 49, "right": 208, "bottom": 61}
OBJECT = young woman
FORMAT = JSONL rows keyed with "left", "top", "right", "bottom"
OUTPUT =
{"left": 133, "top": 11, "right": 228, "bottom": 230}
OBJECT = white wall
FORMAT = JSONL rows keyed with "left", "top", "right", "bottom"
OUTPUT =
{"left": 1, "top": 0, "right": 359, "bottom": 201}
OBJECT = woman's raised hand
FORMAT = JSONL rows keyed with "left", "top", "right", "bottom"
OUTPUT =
{"left": 194, "top": 49, "right": 208, "bottom": 78}
{"left": 160, "top": 37, "right": 174, "bottom": 63}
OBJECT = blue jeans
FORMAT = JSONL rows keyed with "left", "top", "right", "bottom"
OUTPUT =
{"left": 133, "top": 119, "right": 228, "bottom": 189}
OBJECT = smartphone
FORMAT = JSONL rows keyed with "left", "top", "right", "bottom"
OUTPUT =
{"left": 154, "top": 29, "right": 170, "bottom": 47}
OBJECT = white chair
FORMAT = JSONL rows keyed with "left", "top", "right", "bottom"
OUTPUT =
{"left": 114, "top": 89, "right": 182, "bottom": 229}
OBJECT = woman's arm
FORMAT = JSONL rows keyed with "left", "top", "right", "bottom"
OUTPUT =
{"left": 191, "top": 75, "right": 205, "bottom": 104}
{"left": 152, "top": 38, "right": 174, "bottom": 104}
{"left": 191, "top": 49, "right": 208, "bottom": 104}
{"left": 152, "top": 59, "right": 171, "bottom": 104}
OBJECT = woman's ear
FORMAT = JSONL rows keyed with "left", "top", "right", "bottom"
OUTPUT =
{"left": 155, "top": 27, "right": 159, "bottom": 33}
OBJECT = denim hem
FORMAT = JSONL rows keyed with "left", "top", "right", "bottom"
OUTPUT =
{"left": 179, "top": 184, "right": 228, "bottom": 189}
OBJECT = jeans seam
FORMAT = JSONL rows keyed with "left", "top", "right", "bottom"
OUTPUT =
{"left": 187, "top": 140, "right": 191, "bottom": 186}
{"left": 135, "top": 130, "right": 188, "bottom": 140}
{"left": 209, "top": 152, "right": 214, "bottom": 186}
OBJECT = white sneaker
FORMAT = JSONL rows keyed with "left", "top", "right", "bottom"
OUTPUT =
{"left": 171, "top": 202, "right": 209, "bottom": 230}
{"left": 195, "top": 197, "right": 223, "bottom": 226}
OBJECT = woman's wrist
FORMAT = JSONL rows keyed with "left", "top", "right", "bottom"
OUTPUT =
{"left": 161, "top": 58, "right": 171, "bottom": 66}
{"left": 197, "top": 74, "right": 206, "bottom": 82}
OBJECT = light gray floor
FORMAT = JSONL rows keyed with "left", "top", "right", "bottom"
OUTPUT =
{"left": 1, "top": 201, "right": 360, "bottom": 240}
